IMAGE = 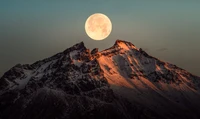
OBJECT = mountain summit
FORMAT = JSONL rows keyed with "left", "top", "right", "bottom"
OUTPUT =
{"left": 0, "top": 40, "right": 200, "bottom": 119}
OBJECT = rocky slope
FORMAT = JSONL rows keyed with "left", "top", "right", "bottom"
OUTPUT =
{"left": 0, "top": 40, "right": 200, "bottom": 119}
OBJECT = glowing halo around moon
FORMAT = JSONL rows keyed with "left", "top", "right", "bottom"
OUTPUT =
{"left": 85, "top": 13, "right": 112, "bottom": 40}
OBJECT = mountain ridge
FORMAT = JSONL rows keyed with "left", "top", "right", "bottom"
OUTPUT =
{"left": 0, "top": 39, "right": 200, "bottom": 119}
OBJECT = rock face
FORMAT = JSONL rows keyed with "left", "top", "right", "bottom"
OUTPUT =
{"left": 0, "top": 39, "right": 200, "bottom": 119}
{"left": 91, "top": 48, "right": 98, "bottom": 55}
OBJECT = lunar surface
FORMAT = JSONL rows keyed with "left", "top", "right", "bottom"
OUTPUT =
{"left": 85, "top": 13, "right": 112, "bottom": 40}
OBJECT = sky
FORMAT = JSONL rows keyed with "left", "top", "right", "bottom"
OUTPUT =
{"left": 0, "top": 1, "right": 200, "bottom": 76}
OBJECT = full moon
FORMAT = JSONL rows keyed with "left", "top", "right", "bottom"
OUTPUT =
{"left": 85, "top": 13, "right": 112, "bottom": 40}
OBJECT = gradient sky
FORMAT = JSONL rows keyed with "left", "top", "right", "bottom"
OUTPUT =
{"left": 0, "top": 1, "right": 200, "bottom": 76}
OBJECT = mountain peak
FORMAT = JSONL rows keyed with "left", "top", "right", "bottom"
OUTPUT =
{"left": 113, "top": 39, "right": 136, "bottom": 50}
{"left": 71, "top": 41, "right": 85, "bottom": 49}
{"left": 63, "top": 41, "right": 86, "bottom": 54}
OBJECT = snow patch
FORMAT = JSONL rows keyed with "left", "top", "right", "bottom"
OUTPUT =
{"left": 15, "top": 70, "right": 33, "bottom": 90}
{"left": 70, "top": 50, "right": 79, "bottom": 59}
{"left": 73, "top": 60, "right": 83, "bottom": 67}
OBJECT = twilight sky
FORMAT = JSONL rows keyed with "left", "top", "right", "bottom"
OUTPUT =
{"left": 0, "top": 1, "right": 200, "bottom": 76}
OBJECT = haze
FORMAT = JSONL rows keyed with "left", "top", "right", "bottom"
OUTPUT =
{"left": 0, "top": 1, "right": 200, "bottom": 76}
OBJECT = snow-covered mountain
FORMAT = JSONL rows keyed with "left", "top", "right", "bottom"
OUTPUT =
{"left": 0, "top": 40, "right": 200, "bottom": 119}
